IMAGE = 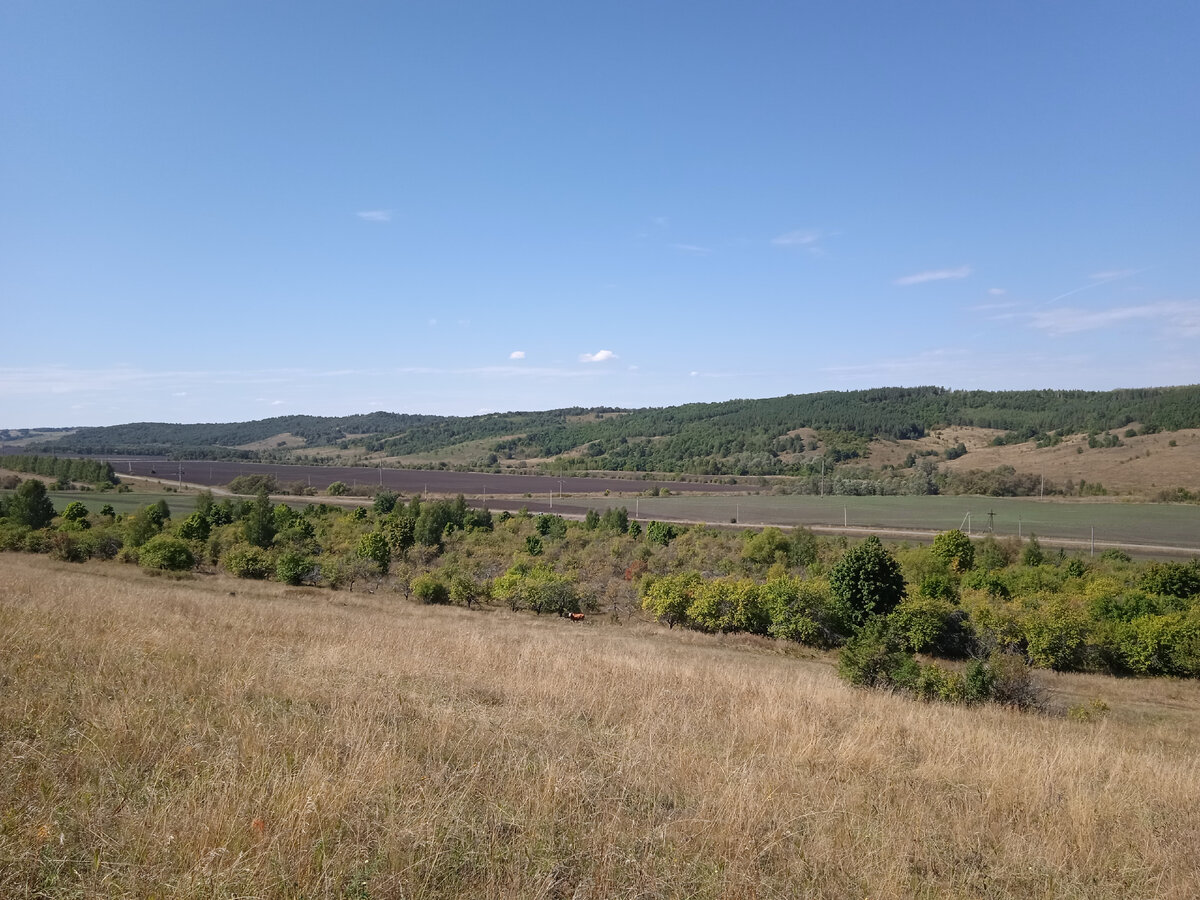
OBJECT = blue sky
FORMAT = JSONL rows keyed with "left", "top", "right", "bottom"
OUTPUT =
{"left": 3, "top": 1, "right": 1198, "bottom": 427}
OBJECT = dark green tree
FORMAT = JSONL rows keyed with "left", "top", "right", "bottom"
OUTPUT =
{"left": 829, "top": 535, "right": 907, "bottom": 628}
{"left": 243, "top": 489, "right": 276, "bottom": 549}
{"left": 6, "top": 479, "right": 56, "bottom": 529}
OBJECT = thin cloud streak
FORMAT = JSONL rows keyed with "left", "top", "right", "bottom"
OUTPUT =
{"left": 1029, "top": 301, "right": 1200, "bottom": 336}
{"left": 894, "top": 266, "right": 972, "bottom": 286}
{"left": 356, "top": 209, "right": 392, "bottom": 222}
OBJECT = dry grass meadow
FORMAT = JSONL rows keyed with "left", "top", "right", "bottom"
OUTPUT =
{"left": 4, "top": 555, "right": 1200, "bottom": 898}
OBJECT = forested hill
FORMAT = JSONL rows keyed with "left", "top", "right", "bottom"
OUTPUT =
{"left": 21, "top": 386, "right": 1200, "bottom": 472}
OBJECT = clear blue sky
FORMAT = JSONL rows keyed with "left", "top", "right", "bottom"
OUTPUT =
{"left": 3, "top": 1, "right": 1198, "bottom": 427}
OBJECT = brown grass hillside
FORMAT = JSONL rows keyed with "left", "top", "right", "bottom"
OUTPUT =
{"left": 3, "top": 555, "right": 1200, "bottom": 898}
{"left": 871, "top": 427, "right": 1200, "bottom": 496}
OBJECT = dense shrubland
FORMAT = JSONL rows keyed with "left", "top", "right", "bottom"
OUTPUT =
{"left": 3, "top": 482, "right": 1200, "bottom": 699}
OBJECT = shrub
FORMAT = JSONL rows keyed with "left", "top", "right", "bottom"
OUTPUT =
{"left": 138, "top": 535, "right": 195, "bottom": 571}
{"left": 837, "top": 619, "right": 916, "bottom": 688}
{"left": 986, "top": 651, "right": 1044, "bottom": 709}
{"left": 1022, "top": 598, "right": 1089, "bottom": 670}
{"left": 764, "top": 575, "right": 835, "bottom": 645}
{"left": 889, "top": 596, "right": 960, "bottom": 654}
{"left": 411, "top": 573, "right": 450, "bottom": 604}
{"left": 223, "top": 544, "right": 273, "bottom": 579}
{"left": 276, "top": 551, "right": 314, "bottom": 586}
{"left": 48, "top": 531, "right": 88, "bottom": 563}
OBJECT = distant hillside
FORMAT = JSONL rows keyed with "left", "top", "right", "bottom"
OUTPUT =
{"left": 23, "top": 385, "right": 1200, "bottom": 477}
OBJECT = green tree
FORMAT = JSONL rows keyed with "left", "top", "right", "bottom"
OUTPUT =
{"left": 327, "top": 481, "right": 349, "bottom": 496}
{"left": 931, "top": 529, "right": 975, "bottom": 572}
{"left": 373, "top": 490, "right": 399, "bottom": 514}
{"left": 1022, "top": 535, "right": 1045, "bottom": 567}
{"left": 6, "top": 479, "right": 56, "bottom": 529}
{"left": 640, "top": 572, "right": 700, "bottom": 629}
{"left": 828, "top": 535, "right": 907, "bottom": 628}
{"left": 357, "top": 531, "right": 391, "bottom": 574}
{"left": 60, "top": 501, "right": 91, "bottom": 529}
{"left": 243, "top": 489, "right": 276, "bottom": 549}
{"left": 177, "top": 510, "right": 211, "bottom": 541}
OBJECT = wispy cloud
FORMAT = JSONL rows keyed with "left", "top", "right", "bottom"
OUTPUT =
{"left": 509, "top": 350, "right": 526, "bottom": 360}
{"left": 1090, "top": 269, "right": 1137, "bottom": 281}
{"left": 988, "top": 288, "right": 1006, "bottom": 296}
{"left": 771, "top": 229, "right": 822, "bottom": 247}
{"left": 356, "top": 209, "right": 392, "bottom": 223}
{"left": 894, "top": 266, "right": 972, "bottom": 286}
{"left": 580, "top": 349, "right": 617, "bottom": 363}
{"left": 1029, "top": 301, "right": 1200, "bottom": 336}
{"left": 671, "top": 243, "right": 712, "bottom": 255}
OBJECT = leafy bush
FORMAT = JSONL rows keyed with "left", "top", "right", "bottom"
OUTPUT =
{"left": 764, "top": 575, "right": 835, "bottom": 645}
{"left": 138, "top": 535, "right": 195, "bottom": 571}
{"left": 411, "top": 572, "right": 450, "bottom": 604}
{"left": 223, "top": 545, "right": 273, "bottom": 579}
{"left": 837, "top": 620, "right": 917, "bottom": 688}
{"left": 275, "top": 551, "right": 314, "bottom": 586}
{"left": 1022, "top": 598, "right": 1089, "bottom": 670}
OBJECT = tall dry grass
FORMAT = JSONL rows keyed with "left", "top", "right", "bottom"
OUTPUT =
{"left": 3, "top": 554, "right": 1200, "bottom": 898}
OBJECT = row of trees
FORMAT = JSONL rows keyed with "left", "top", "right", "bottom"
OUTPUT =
{"left": 1, "top": 454, "right": 116, "bottom": 486}
{"left": 4, "top": 484, "right": 1200, "bottom": 693}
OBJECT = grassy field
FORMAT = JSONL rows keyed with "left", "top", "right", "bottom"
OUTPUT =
{"left": 561, "top": 494, "right": 1200, "bottom": 552}
{"left": 0, "top": 488, "right": 200, "bottom": 518}
{"left": 3, "top": 554, "right": 1200, "bottom": 898}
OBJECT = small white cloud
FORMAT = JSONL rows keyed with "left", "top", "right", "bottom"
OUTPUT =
{"left": 1090, "top": 269, "right": 1137, "bottom": 280}
{"left": 356, "top": 210, "right": 392, "bottom": 223}
{"left": 172, "top": 391, "right": 187, "bottom": 397}
{"left": 428, "top": 318, "right": 437, "bottom": 327}
{"left": 509, "top": 350, "right": 526, "bottom": 360}
{"left": 580, "top": 349, "right": 617, "bottom": 363}
{"left": 271, "top": 400, "right": 285, "bottom": 406}
{"left": 671, "top": 243, "right": 712, "bottom": 255}
{"left": 690, "top": 371, "right": 699, "bottom": 377}
{"left": 988, "top": 288, "right": 1006, "bottom": 296}
{"left": 652, "top": 216, "right": 669, "bottom": 228}
{"left": 894, "top": 266, "right": 973, "bottom": 286}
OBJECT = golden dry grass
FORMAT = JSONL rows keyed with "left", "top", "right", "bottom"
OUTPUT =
{"left": 4, "top": 555, "right": 1200, "bottom": 898}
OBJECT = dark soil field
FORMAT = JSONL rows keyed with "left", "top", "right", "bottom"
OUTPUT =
{"left": 98, "top": 456, "right": 742, "bottom": 497}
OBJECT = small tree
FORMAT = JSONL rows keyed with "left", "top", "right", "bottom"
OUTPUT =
{"left": 243, "top": 489, "right": 276, "bottom": 549}
{"left": 931, "top": 529, "right": 974, "bottom": 572}
{"left": 6, "top": 479, "right": 56, "bottom": 529}
{"left": 357, "top": 531, "right": 391, "bottom": 574}
{"left": 60, "top": 501, "right": 91, "bottom": 529}
{"left": 641, "top": 572, "right": 700, "bottom": 629}
{"left": 829, "top": 535, "right": 907, "bottom": 628}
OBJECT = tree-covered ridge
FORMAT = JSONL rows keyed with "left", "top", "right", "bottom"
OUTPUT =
{"left": 25, "top": 385, "right": 1200, "bottom": 471}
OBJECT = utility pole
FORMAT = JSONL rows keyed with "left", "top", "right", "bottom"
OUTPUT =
{"left": 1091, "top": 526, "right": 1095, "bottom": 557}
{"left": 987, "top": 509, "right": 996, "bottom": 532}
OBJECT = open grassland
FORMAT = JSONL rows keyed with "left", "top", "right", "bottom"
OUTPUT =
{"left": 4, "top": 556, "right": 1200, "bottom": 898}
{"left": 566, "top": 494, "right": 1200, "bottom": 554}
